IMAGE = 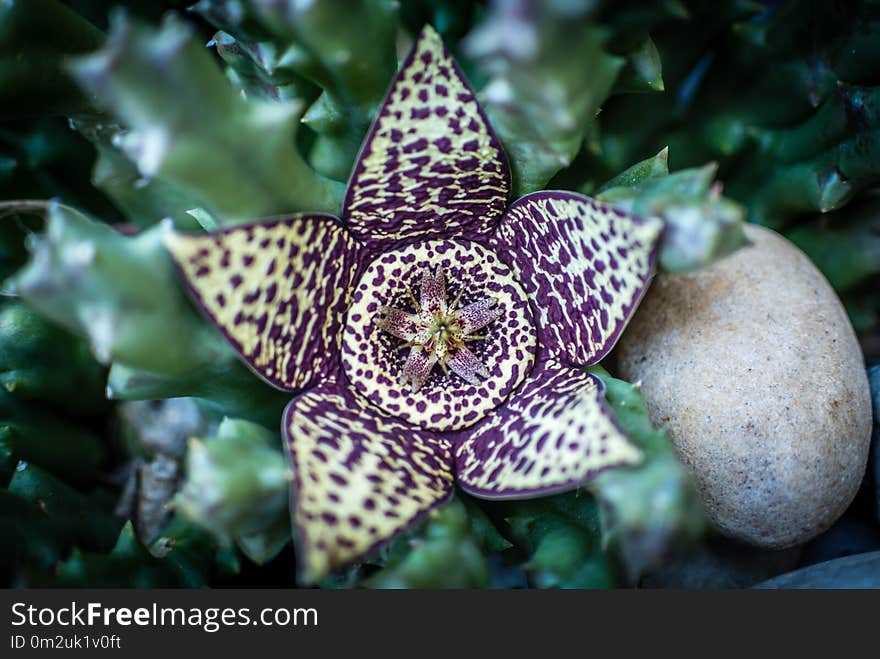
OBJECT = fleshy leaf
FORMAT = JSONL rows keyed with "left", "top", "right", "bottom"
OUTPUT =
{"left": 366, "top": 498, "right": 489, "bottom": 588}
{"left": 0, "top": 395, "right": 104, "bottom": 488}
{"left": 587, "top": 366, "right": 706, "bottom": 582}
{"left": 497, "top": 494, "right": 614, "bottom": 588}
{"left": 68, "top": 11, "right": 344, "bottom": 224}
{"left": 489, "top": 191, "right": 662, "bottom": 366}
{"left": 786, "top": 192, "right": 880, "bottom": 292}
{"left": 613, "top": 37, "right": 665, "bottom": 94}
{"left": 0, "top": 300, "right": 106, "bottom": 416}
{"left": 455, "top": 361, "right": 642, "bottom": 499}
{"left": 0, "top": 0, "right": 103, "bottom": 117}
{"left": 598, "top": 160, "right": 749, "bottom": 273}
{"left": 343, "top": 25, "right": 509, "bottom": 247}
{"left": 283, "top": 376, "right": 455, "bottom": 582}
{"left": 164, "top": 215, "right": 361, "bottom": 392}
{"left": 72, "top": 118, "right": 204, "bottom": 230}
{"left": 9, "top": 202, "right": 226, "bottom": 376}
{"left": 464, "top": 2, "right": 624, "bottom": 195}
{"left": 244, "top": 0, "right": 400, "bottom": 181}
{"left": 174, "top": 418, "right": 290, "bottom": 563}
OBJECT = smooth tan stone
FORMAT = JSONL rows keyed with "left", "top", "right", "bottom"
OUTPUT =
{"left": 616, "top": 225, "right": 872, "bottom": 548}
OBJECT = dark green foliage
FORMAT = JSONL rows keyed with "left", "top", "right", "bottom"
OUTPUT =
{"left": 0, "top": 0, "right": 876, "bottom": 588}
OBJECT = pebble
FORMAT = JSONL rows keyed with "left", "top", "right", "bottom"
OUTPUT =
{"left": 616, "top": 225, "right": 872, "bottom": 548}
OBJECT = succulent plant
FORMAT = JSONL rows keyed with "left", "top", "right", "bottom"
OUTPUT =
{"left": 0, "top": 0, "right": 877, "bottom": 589}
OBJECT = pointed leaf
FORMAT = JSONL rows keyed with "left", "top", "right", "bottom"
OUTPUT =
{"left": 69, "top": 12, "right": 343, "bottom": 224}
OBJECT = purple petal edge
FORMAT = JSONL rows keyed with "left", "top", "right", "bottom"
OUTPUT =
{"left": 342, "top": 25, "right": 511, "bottom": 250}
{"left": 489, "top": 190, "right": 663, "bottom": 367}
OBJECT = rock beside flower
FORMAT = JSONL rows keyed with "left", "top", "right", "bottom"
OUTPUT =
{"left": 616, "top": 224, "right": 872, "bottom": 549}
{"left": 754, "top": 551, "right": 880, "bottom": 589}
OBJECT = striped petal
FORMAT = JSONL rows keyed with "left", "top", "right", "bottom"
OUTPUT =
{"left": 455, "top": 361, "right": 642, "bottom": 499}
{"left": 284, "top": 376, "right": 455, "bottom": 582}
{"left": 343, "top": 25, "right": 509, "bottom": 247}
{"left": 489, "top": 192, "right": 663, "bottom": 366}
{"left": 164, "top": 215, "right": 361, "bottom": 391}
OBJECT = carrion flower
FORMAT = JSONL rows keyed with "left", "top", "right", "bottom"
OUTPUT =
{"left": 164, "top": 26, "right": 663, "bottom": 581}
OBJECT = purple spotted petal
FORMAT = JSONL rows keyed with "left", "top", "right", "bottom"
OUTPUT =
{"left": 455, "top": 361, "right": 642, "bottom": 499}
{"left": 284, "top": 375, "right": 454, "bottom": 582}
{"left": 455, "top": 298, "right": 501, "bottom": 334}
{"left": 343, "top": 25, "right": 510, "bottom": 248}
{"left": 164, "top": 215, "right": 360, "bottom": 391}
{"left": 445, "top": 345, "right": 489, "bottom": 385}
{"left": 489, "top": 191, "right": 663, "bottom": 366}
{"left": 419, "top": 267, "right": 446, "bottom": 314}
{"left": 401, "top": 346, "right": 439, "bottom": 392}
{"left": 376, "top": 306, "right": 419, "bottom": 340}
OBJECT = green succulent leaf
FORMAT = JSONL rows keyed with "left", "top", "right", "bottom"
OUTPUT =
{"left": 0, "top": 398, "right": 104, "bottom": 488}
{"left": 465, "top": 2, "right": 624, "bottom": 195}
{"left": 174, "top": 418, "right": 291, "bottom": 564}
{"left": 598, "top": 154, "right": 749, "bottom": 272}
{"left": 47, "top": 521, "right": 184, "bottom": 588}
{"left": 366, "top": 498, "right": 489, "bottom": 589}
{"left": 68, "top": 11, "right": 344, "bottom": 223}
{"left": 587, "top": 366, "right": 707, "bottom": 583}
{"left": 0, "top": 0, "right": 104, "bottom": 117}
{"left": 787, "top": 192, "right": 880, "bottom": 292}
{"left": 613, "top": 37, "right": 665, "bottom": 94}
{"left": 9, "top": 201, "right": 229, "bottom": 375}
{"left": 0, "top": 300, "right": 106, "bottom": 415}
{"left": 499, "top": 494, "right": 612, "bottom": 589}
{"left": 7, "top": 462, "right": 120, "bottom": 554}
{"left": 194, "top": 0, "right": 400, "bottom": 182}
{"left": 0, "top": 487, "right": 69, "bottom": 579}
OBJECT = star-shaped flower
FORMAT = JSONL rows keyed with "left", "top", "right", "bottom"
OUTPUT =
{"left": 164, "top": 26, "right": 663, "bottom": 581}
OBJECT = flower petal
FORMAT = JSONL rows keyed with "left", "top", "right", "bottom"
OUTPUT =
{"left": 375, "top": 306, "right": 420, "bottom": 341}
{"left": 445, "top": 345, "right": 489, "bottom": 385}
{"left": 401, "top": 346, "right": 439, "bottom": 393}
{"left": 164, "top": 215, "right": 361, "bottom": 391}
{"left": 455, "top": 298, "right": 501, "bottom": 334}
{"left": 343, "top": 25, "right": 509, "bottom": 247}
{"left": 284, "top": 376, "right": 455, "bottom": 582}
{"left": 455, "top": 361, "right": 642, "bottom": 499}
{"left": 419, "top": 267, "right": 447, "bottom": 315}
{"left": 489, "top": 191, "right": 663, "bottom": 366}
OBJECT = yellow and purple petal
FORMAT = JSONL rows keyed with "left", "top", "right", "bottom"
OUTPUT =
{"left": 490, "top": 192, "right": 663, "bottom": 366}
{"left": 164, "top": 215, "right": 361, "bottom": 391}
{"left": 455, "top": 361, "right": 642, "bottom": 499}
{"left": 341, "top": 239, "right": 536, "bottom": 431}
{"left": 283, "top": 376, "right": 455, "bottom": 582}
{"left": 343, "top": 25, "right": 510, "bottom": 247}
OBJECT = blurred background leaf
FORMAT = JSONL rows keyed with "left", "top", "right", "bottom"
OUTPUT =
{"left": 0, "top": 0, "right": 878, "bottom": 589}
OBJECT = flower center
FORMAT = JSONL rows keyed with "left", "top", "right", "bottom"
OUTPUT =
{"left": 341, "top": 240, "right": 537, "bottom": 432}
{"left": 376, "top": 267, "right": 500, "bottom": 393}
